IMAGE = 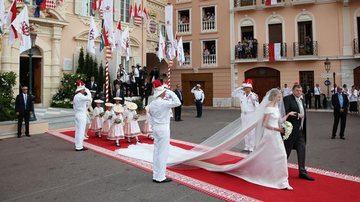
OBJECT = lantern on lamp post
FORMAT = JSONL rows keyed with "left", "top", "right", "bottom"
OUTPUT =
{"left": 324, "top": 58, "right": 331, "bottom": 109}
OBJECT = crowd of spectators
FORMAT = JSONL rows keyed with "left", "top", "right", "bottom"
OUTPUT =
{"left": 235, "top": 37, "right": 258, "bottom": 59}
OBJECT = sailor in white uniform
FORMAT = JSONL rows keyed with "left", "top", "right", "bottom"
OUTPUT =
{"left": 73, "top": 80, "right": 92, "bottom": 151}
{"left": 232, "top": 79, "right": 259, "bottom": 153}
{"left": 149, "top": 80, "right": 181, "bottom": 183}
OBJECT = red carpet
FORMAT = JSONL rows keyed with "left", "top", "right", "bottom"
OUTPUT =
{"left": 49, "top": 129, "right": 360, "bottom": 202}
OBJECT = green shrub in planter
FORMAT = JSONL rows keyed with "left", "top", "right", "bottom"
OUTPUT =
{"left": 50, "top": 73, "right": 87, "bottom": 108}
{"left": 0, "top": 71, "right": 16, "bottom": 121}
{"left": 132, "top": 99, "right": 144, "bottom": 114}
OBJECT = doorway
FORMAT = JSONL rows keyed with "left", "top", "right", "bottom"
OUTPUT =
{"left": 181, "top": 73, "right": 213, "bottom": 106}
{"left": 245, "top": 67, "right": 280, "bottom": 101}
{"left": 19, "top": 48, "right": 42, "bottom": 104}
{"left": 354, "top": 66, "right": 360, "bottom": 88}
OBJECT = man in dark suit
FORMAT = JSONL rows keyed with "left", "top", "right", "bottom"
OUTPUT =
{"left": 142, "top": 78, "right": 152, "bottom": 106}
{"left": 86, "top": 76, "right": 98, "bottom": 107}
{"left": 15, "top": 86, "right": 33, "bottom": 138}
{"left": 331, "top": 86, "right": 349, "bottom": 140}
{"left": 283, "top": 84, "right": 314, "bottom": 181}
{"left": 173, "top": 84, "right": 184, "bottom": 121}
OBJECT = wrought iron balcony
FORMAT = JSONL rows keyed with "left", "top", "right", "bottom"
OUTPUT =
{"left": 234, "top": 0, "right": 256, "bottom": 10}
{"left": 261, "top": 0, "right": 285, "bottom": 7}
{"left": 354, "top": 38, "right": 360, "bottom": 55}
{"left": 235, "top": 43, "right": 258, "bottom": 60}
{"left": 263, "top": 43, "right": 287, "bottom": 60}
{"left": 293, "top": 41, "right": 318, "bottom": 57}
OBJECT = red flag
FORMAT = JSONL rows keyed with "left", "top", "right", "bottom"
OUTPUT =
{"left": 129, "top": 4, "right": 133, "bottom": 18}
{"left": 8, "top": 0, "right": 18, "bottom": 45}
{"left": 269, "top": 43, "right": 275, "bottom": 62}
{"left": 93, "top": 0, "right": 97, "bottom": 10}
{"left": 40, "top": 0, "right": 46, "bottom": 10}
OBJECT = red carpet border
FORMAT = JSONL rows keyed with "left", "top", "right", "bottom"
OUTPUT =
{"left": 48, "top": 128, "right": 360, "bottom": 202}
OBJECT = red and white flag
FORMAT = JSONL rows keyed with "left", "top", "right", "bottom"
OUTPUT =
{"left": 157, "top": 30, "right": 166, "bottom": 62}
{"left": 100, "top": 0, "right": 114, "bottom": 47}
{"left": 6, "top": 0, "right": 18, "bottom": 45}
{"left": 165, "top": 4, "right": 176, "bottom": 60}
{"left": 11, "top": 5, "right": 31, "bottom": 53}
{"left": 176, "top": 37, "right": 185, "bottom": 66}
{"left": 87, "top": 16, "right": 99, "bottom": 55}
{"left": 121, "top": 27, "right": 130, "bottom": 61}
{"left": 113, "top": 19, "right": 123, "bottom": 53}
{"left": 265, "top": 0, "right": 278, "bottom": 6}
{"left": 269, "top": 43, "right": 281, "bottom": 62}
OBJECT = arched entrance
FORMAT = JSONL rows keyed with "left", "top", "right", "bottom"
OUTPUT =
{"left": 146, "top": 53, "right": 171, "bottom": 81}
{"left": 20, "top": 46, "right": 42, "bottom": 104}
{"left": 354, "top": 66, "right": 360, "bottom": 87}
{"left": 245, "top": 67, "right": 280, "bottom": 101}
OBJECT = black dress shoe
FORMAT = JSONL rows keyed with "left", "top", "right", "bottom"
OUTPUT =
{"left": 75, "top": 148, "right": 88, "bottom": 151}
{"left": 17, "top": 135, "right": 21, "bottom": 138}
{"left": 340, "top": 137, "right": 345, "bottom": 140}
{"left": 26, "top": 134, "right": 31, "bottom": 137}
{"left": 152, "top": 178, "right": 172, "bottom": 183}
{"left": 331, "top": 136, "right": 335, "bottom": 139}
{"left": 299, "top": 173, "right": 315, "bottom": 181}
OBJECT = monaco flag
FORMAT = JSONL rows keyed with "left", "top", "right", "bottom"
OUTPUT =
{"left": 11, "top": 6, "right": 31, "bottom": 53}
{"left": 265, "top": 0, "right": 278, "bottom": 6}
{"left": 269, "top": 43, "right": 281, "bottom": 62}
{"left": 87, "top": 16, "right": 100, "bottom": 55}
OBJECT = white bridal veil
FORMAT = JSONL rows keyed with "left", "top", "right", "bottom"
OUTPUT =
{"left": 117, "top": 88, "right": 285, "bottom": 173}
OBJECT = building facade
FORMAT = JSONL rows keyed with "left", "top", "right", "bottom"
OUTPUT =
{"left": 170, "top": 0, "right": 360, "bottom": 107}
{"left": 0, "top": 0, "right": 167, "bottom": 107}
{"left": 168, "top": 0, "right": 232, "bottom": 107}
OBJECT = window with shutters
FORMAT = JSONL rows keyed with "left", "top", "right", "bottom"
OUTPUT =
{"left": 74, "top": 0, "right": 95, "bottom": 16}
{"left": 120, "top": 0, "right": 131, "bottom": 23}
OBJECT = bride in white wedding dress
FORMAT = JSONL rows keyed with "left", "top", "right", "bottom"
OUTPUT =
{"left": 117, "top": 88, "right": 296, "bottom": 190}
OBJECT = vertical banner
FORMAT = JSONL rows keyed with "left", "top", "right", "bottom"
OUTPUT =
{"left": 165, "top": 4, "right": 176, "bottom": 60}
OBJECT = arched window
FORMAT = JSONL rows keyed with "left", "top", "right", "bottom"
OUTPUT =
{"left": 239, "top": 17, "right": 256, "bottom": 42}
{"left": 295, "top": 11, "right": 317, "bottom": 56}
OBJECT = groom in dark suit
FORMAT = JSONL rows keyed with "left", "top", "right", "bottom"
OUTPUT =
{"left": 283, "top": 84, "right": 314, "bottom": 181}
{"left": 331, "top": 86, "right": 349, "bottom": 140}
{"left": 15, "top": 86, "right": 33, "bottom": 138}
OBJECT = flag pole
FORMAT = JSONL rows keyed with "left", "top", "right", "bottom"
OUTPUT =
{"left": 105, "top": 46, "right": 112, "bottom": 102}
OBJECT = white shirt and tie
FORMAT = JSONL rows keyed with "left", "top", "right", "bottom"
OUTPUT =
{"left": 295, "top": 96, "right": 305, "bottom": 129}
{"left": 314, "top": 87, "right": 321, "bottom": 95}
{"left": 23, "top": 93, "right": 28, "bottom": 110}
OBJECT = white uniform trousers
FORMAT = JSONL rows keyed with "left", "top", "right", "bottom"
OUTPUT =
{"left": 75, "top": 113, "right": 87, "bottom": 150}
{"left": 242, "top": 112, "right": 256, "bottom": 152}
{"left": 152, "top": 124, "right": 170, "bottom": 181}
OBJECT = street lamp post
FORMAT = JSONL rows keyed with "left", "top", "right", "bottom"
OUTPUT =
{"left": 28, "top": 28, "right": 37, "bottom": 121}
{"left": 324, "top": 58, "right": 331, "bottom": 109}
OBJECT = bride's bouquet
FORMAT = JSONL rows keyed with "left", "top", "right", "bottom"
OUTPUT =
{"left": 281, "top": 121, "right": 293, "bottom": 140}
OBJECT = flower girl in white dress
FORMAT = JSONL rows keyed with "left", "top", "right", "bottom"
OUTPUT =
{"left": 142, "top": 106, "right": 153, "bottom": 140}
{"left": 124, "top": 102, "right": 141, "bottom": 143}
{"left": 102, "top": 103, "right": 115, "bottom": 138}
{"left": 91, "top": 100, "right": 104, "bottom": 137}
{"left": 108, "top": 105, "right": 125, "bottom": 147}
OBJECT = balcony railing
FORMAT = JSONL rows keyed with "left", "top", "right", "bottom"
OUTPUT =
{"left": 178, "top": 23, "right": 190, "bottom": 33}
{"left": 291, "top": 0, "right": 316, "bottom": 5}
{"left": 202, "top": 20, "right": 216, "bottom": 32}
{"left": 235, "top": 43, "right": 258, "bottom": 59}
{"left": 293, "top": 41, "right": 318, "bottom": 57}
{"left": 354, "top": 38, "right": 359, "bottom": 55}
{"left": 176, "top": 0, "right": 192, "bottom": 3}
{"left": 184, "top": 55, "right": 191, "bottom": 65}
{"left": 263, "top": 43, "right": 287, "bottom": 59}
{"left": 203, "top": 54, "right": 217, "bottom": 65}
{"left": 234, "top": 0, "right": 256, "bottom": 8}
